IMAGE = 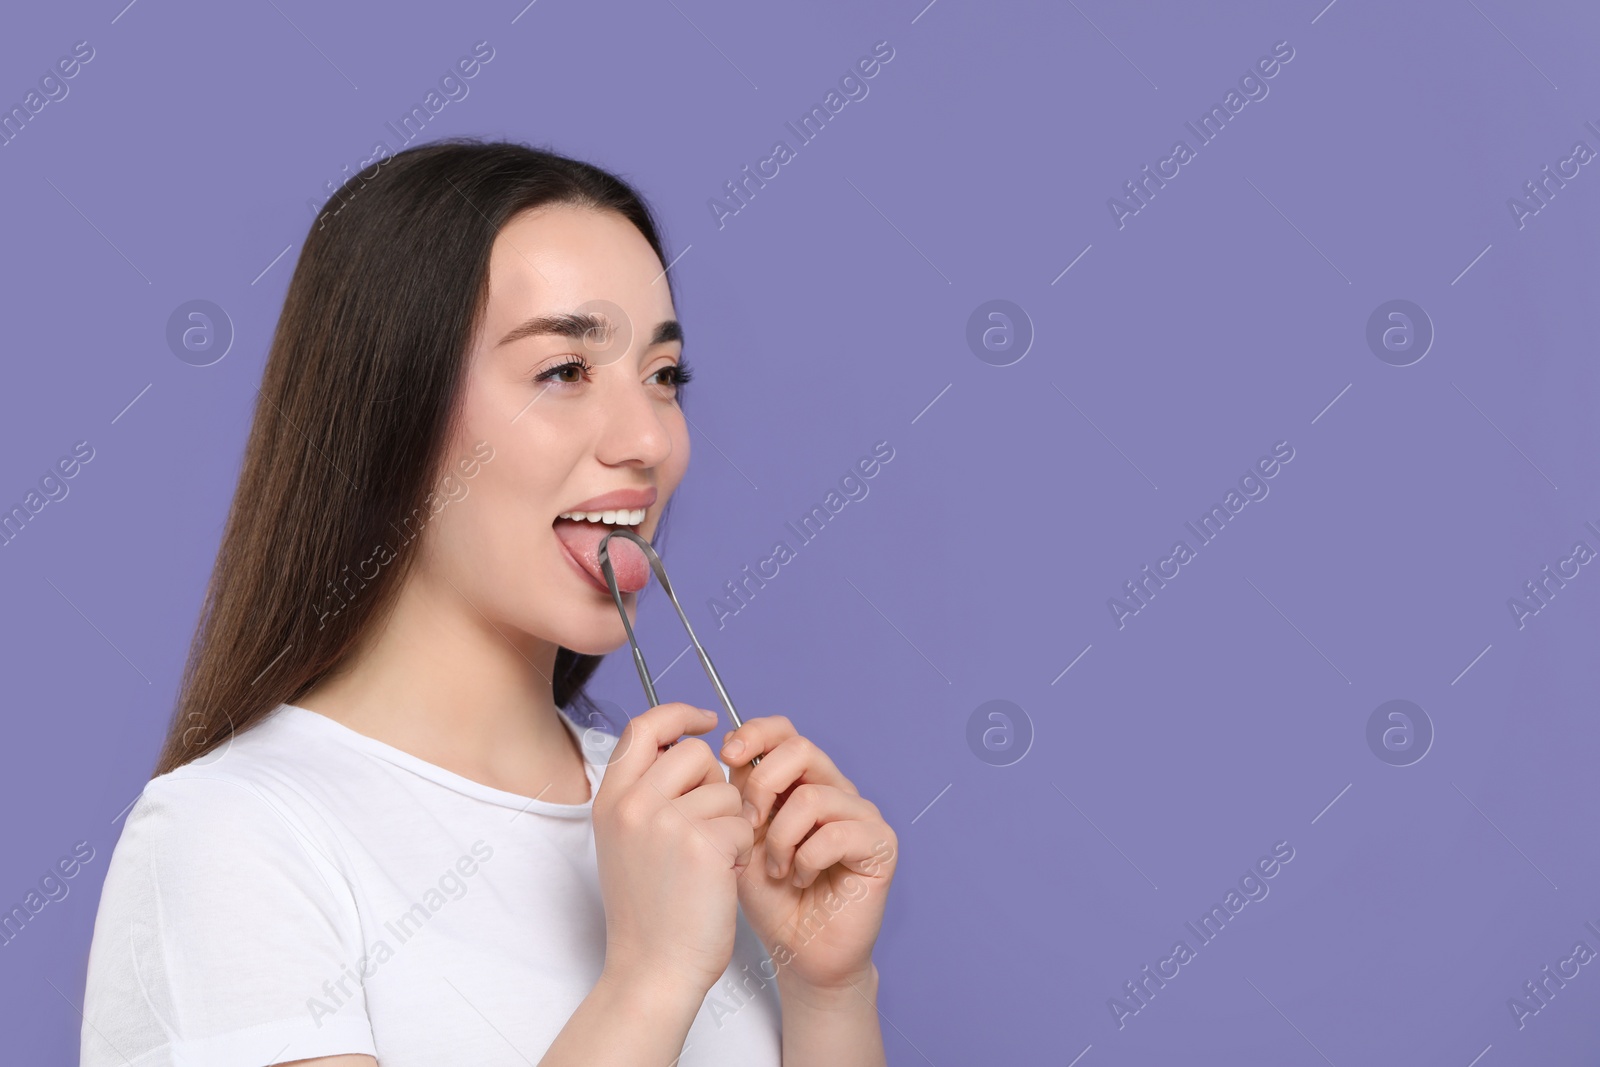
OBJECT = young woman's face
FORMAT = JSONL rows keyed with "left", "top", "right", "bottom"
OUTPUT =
{"left": 428, "top": 202, "right": 691, "bottom": 656}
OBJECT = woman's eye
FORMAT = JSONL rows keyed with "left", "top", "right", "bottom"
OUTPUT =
{"left": 652, "top": 359, "right": 693, "bottom": 394}
{"left": 534, "top": 356, "right": 592, "bottom": 386}
{"left": 533, "top": 356, "right": 691, "bottom": 395}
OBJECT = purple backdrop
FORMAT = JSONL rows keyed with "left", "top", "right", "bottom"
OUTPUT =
{"left": 3, "top": 0, "right": 1598, "bottom": 1062}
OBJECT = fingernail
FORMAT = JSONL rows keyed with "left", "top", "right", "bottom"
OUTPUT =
{"left": 743, "top": 800, "right": 760, "bottom": 826}
{"left": 792, "top": 872, "right": 805, "bottom": 888}
{"left": 723, "top": 738, "right": 745, "bottom": 759}
{"left": 767, "top": 855, "right": 780, "bottom": 878}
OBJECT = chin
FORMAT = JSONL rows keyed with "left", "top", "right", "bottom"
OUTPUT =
{"left": 539, "top": 578, "right": 639, "bottom": 657}
{"left": 552, "top": 615, "right": 636, "bottom": 658}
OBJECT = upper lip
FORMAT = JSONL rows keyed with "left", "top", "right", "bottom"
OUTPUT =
{"left": 558, "top": 487, "right": 658, "bottom": 515}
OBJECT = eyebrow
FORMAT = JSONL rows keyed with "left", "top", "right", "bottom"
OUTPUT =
{"left": 496, "top": 311, "right": 682, "bottom": 351}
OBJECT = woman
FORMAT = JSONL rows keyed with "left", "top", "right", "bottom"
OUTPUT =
{"left": 80, "top": 138, "right": 898, "bottom": 1066}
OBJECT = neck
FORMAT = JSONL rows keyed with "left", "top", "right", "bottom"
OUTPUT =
{"left": 295, "top": 563, "right": 585, "bottom": 799}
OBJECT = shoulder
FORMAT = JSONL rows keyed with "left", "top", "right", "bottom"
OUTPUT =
{"left": 125, "top": 764, "right": 313, "bottom": 853}
{"left": 134, "top": 703, "right": 384, "bottom": 829}
{"left": 121, "top": 711, "right": 325, "bottom": 847}
{"left": 103, "top": 762, "right": 354, "bottom": 925}
{"left": 101, "top": 710, "right": 362, "bottom": 920}
{"left": 83, "top": 728, "right": 376, "bottom": 1064}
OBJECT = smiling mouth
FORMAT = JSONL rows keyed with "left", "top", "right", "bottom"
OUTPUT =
{"left": 552, "top": 512, "right": 651, "bottom": 593}
{"left": 556, "top": 507, "right": 648, "bottom": 525}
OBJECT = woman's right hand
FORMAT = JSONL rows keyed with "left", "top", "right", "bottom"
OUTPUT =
{"left": 590, "top": 702, "right": 755, "bottom": 1004}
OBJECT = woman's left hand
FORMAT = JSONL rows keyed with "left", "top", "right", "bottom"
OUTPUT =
{"left": 719, "top": 715, "right": 898, "bottom": 994}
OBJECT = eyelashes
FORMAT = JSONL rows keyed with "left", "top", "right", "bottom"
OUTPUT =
{"left": 533, "top": 354, "right": 593, "bottom": 385}
{"left": 531, "top": 354, "right": 693, "bottom": 396}
{"left": 661, "top": 357, "right": 693, "bottom": 389}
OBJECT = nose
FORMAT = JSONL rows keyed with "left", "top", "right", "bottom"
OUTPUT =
{"left": 592, "top": 371, "right": 675, "bottom": 470}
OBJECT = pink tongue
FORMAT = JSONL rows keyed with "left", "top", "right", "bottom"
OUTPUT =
{"left": 554, "top": 520, "right": 650, "bottom": 594}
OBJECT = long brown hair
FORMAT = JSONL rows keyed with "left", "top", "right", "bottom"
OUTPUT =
{"left": 153, "top": 137, "right": 679, "bottom": 778}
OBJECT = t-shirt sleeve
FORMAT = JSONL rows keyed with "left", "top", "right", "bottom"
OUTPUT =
{"left": 81, "top": 772, "right": 379, "bottom": 1067}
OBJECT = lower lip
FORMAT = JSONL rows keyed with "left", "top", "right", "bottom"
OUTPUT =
{"left": 556, "top": 528, "right": 633, "bottom": 598}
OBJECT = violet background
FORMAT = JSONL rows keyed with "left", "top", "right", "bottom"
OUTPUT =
{"left": 3, "top": 0, "right": 1598, "bottom": 1063}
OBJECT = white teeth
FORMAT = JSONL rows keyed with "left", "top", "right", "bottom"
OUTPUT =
{"left": 557, "top": 508, "right": 645, "bottom": 525}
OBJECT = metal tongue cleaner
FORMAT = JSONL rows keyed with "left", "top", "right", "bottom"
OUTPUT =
{"left": 597, "top": 528, "right": 759, "bottom": 765}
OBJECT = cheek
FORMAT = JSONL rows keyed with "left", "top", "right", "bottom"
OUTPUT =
{"left": 482, "top": 469, "right": 560, "bottom": 548}
{"left": 427, "top": 463, "right": 558, "bottom": 579}
{"left": 424, "top": 483, "right": 568, "bottom": 636}
{"left": 664, "top": 419, "right": 692, "bottom": 489}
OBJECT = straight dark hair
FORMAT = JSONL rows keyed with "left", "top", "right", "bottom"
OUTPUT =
{"left": 153, "top": 137, "right": 679, "bottom": 778}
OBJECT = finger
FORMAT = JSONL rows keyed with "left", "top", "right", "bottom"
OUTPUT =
{"left": 640, "top": 737, "right": 725, "bottom": 800}
{"left": 760, "top": 784, "right": 880, "bottom": 880}
{"left": 718, "top": 714, "right": 799, "bottom": 768}
{"left": 673, "top": 780, "right": 743, "bottom": 822}
{"left": 603, "top": 703, "right": 719, "bottom": 792}
{"left": 710, "top": 814, "right": 757, "bottom": 871}
{"left": 739, "top": 734, "right": 857, "bottom": 828}
{"left": 791, "top": 820, "right": 896, "bottom": 889}
{"left": 652, "top": 786, "right": 754, "bottom": 869}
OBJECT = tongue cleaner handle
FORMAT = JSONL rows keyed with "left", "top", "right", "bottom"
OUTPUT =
{"left": 597, "top": 528, "right": 760, "bottom": 766}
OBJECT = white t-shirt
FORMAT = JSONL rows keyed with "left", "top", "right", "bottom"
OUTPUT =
{"left": 81, "top": 703, "right": 783, "bottom": 1067}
